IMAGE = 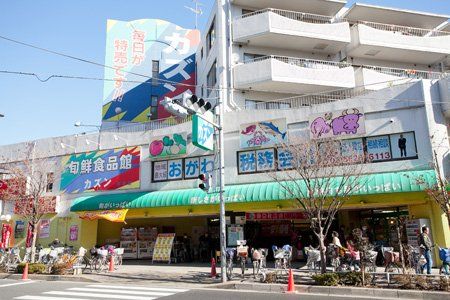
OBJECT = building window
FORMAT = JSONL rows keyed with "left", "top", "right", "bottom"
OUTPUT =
{"left": 207, "top": 61, "right": 217, "bottom": 97}
{"left": 242, "top": 9, "right": 255, "bottom": 16}
{"left": 206, "top": 19, "right": 215, "bottom": 56}
{"left": 150, "top": 95, "right": 158, "bottom": 120}
{"left": 46, "top": 172, "right": 54, "bottom": 192}
{"left": 152, "top": 60, "right": 159, "bottom": 86}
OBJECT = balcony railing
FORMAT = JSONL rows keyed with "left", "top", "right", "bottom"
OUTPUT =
{"left": 356, "top": 21, "right": 450, "bottom": 37}
{"left": 243, "top": 55, "right": 351, "bottom": 69}
{"left": 243, "top": 86, "right": 368, "bottom": 110}
{"left": 101, "top": 116, "right": 192, "bottom": 133}
{"left": 360, "top": 65, "right": 445, "bottom": 80}
{"left": 237, "top": 8, "right": 345, "bottom": 24}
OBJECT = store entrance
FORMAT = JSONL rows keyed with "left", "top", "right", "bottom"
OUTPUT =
{"left": 96, "top": 215, "right": 222, "bottom": 263}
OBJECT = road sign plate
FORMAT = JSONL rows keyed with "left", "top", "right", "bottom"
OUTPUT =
{"left": 192, "top": 114, "right": 214, "bottom": 151}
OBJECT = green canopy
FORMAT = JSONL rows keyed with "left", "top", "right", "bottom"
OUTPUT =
{"left": 70, "top": 170, "right": 436, "bottom": 212}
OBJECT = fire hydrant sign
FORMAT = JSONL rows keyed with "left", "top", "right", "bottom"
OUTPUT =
{"left": 152, "top": 233, "right": 175, "bottom": 263}
{"left": 192, "top": 114, "right": 214, "bottom": 151}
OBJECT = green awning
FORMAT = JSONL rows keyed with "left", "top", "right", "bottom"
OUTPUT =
{"left": 70, "top": 170, "right": 436, "bottom": 212}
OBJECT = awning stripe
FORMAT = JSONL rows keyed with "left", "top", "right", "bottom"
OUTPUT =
{"left": 70, "top": 170, "right": 436, "bottom": 212}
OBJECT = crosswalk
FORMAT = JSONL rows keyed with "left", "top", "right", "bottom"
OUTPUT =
{"left": 14, "top": 284, "right": 189, "bottom": 300}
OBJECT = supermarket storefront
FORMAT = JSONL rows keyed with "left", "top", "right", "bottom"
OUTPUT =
{"left": 69, "top": 170, "right": 450, "bottom": 264}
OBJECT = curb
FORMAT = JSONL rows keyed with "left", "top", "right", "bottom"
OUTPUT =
{"left": 213, "top": 282, "right": 449, "bottom": 299}
{"left": 0, "top": 273, "right": 99, "bottom": 283}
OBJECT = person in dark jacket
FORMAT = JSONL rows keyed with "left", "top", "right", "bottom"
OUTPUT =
{"left": 398, "top": 134, "right": 407, "bottom": 157}
{"left": 418, "top": 226, "right": 433, "bottom": 274}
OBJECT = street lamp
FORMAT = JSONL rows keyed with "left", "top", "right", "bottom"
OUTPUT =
{"left": 60, "top": 142, "right": 76, "bottom": 152}
{"left": 74, "top": 121, "right": 100, "bottom": 129}
{"left": 113, "top": 134, "right": 128, "bottom": 146}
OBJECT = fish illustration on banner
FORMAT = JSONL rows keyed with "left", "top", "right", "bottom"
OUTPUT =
{"left": 240, "top": 118, "right": 287, "bottom": 149}
{"left": 309, "top": 108, "right": 365, "bottom": 139}
{"left": 60, "top": 146, "right": 140, "bottom": 194}
{"left": 149, "top": 133, "right": 187, "bottom": 158}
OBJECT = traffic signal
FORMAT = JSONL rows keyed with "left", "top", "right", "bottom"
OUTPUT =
{"left": 160, "top": 97, "right": 189, "bottom": 118}
{"left": 198, "top": 173, "right": 212, "bottom": 192}
{"left": 185, "top": 94, "right": 213, "bottom": 114}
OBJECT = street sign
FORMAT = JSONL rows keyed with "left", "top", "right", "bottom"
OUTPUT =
{"left": 192, "top": 114, "right": 214, "bottom": 151}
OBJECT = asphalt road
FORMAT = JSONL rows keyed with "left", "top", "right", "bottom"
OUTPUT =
{"left": 0, "top": 278, "right": 385, "bottom": 300}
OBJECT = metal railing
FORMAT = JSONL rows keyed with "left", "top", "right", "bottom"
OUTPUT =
{"left": 356, "top": 21, "right": 450, "bottom": 37}
{"left": 243, "top": 55, "right": 351, "bottom": 69}
{"left": 100, "top": 116, "right": 192, "bottom": 133}
{"left": 237, "top": 8, "right": 345, "bottom": 24}
{"left": 243, "top": 86, "right": 368, "bottom": 110}
{"left": 361, "top": 65, "right": 445, "bottom": 80}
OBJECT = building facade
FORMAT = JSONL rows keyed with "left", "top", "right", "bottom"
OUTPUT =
{"left": 1, "top": 0, "right": 450, "bottom": 264}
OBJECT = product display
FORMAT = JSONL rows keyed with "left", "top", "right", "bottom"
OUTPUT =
{"left": 120, "top": 228, "right": 138, "bottom": 259}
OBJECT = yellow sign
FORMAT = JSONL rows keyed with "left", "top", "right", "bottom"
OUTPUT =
{"left": 79, "top": 209, "right": 128, "bottom": 223}
{"left": 152, "top": 233, "right": 175, "bottom": 263}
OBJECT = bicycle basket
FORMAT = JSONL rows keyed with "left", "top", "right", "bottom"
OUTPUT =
{"left": 237, "top": 246, "right": 248, "bottom": 258}
{"left": 97, "top": 249, "right": 108, "bottom": 257}
{"left": 114, "top": 248, "right": 124, "bottom": 255}
{"left": 274, "top": 249, "right": 284, "bottom": 259}
{"left": 252, "top": 250, "right": 262, "bottom": 260}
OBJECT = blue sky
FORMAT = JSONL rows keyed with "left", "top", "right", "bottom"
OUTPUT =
{"left": 0, "top": 0, "right": 449, "bottom": 145}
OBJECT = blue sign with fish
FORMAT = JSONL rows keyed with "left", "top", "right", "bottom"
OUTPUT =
{"left": 239, "top": 118, "right": 288, "bottom": 149}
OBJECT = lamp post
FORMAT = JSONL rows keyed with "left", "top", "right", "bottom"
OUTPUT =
{"left": 74, "top": 122, "right": 101, "bottom": 149}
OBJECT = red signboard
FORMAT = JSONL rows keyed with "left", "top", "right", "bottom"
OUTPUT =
{"left": 245, "top": 212, "right": 307, "bottom": 221}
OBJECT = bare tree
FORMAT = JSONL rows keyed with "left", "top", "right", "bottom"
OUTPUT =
{"left": 271, "top": 137, "right": 365, "bottom": 273}
{"left": 0, "top": 142, "right": 55, "bottom": 263}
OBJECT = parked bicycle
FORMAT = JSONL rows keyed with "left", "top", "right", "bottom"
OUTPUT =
{"left": 225, "top": 247, "right": 235, "bottom": 280}
{"left": 236, "top": 240, "right": 248, "bottom": 278}
{"left": 438, "top": 246, "right": 450, "bottom": 275}
{"left": 251, "top": 247, "right": 267, "bottom": 282}
{"left": 381, "top": 246, "right": 400, "bottom": 273}
{"left": 273, "top": 244, "right": 292, "bottom": 275}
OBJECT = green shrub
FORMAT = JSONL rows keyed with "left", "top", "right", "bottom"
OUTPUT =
{"left": 312, "top": 273, "right": 340, "bottom": 286}
{"left": 16, "top": 263, "right": 46, "bottom": 274}
{"left": 338, "top": 272, "right": 372, "bottom": 286}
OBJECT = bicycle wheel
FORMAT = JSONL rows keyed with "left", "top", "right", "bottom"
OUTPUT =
{"left": 226, "top": 259, "right": 233, "bottom": 280}
{"left": 240, "top": 258, "right": 245, "bottom": 278}
{"left": 252, "top": 261, "right": 259, "bottom": 279}
{"left": 385, "top": 263, "right": 400, "bottom": 273}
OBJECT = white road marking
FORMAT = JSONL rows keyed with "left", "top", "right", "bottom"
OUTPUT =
{"left": 0, "top": 281, "right": 34, "bottom": 288}
{"left": 15, "top": 296, "right": 91, "bottom": 300}
{"left": 44, "top": 290, "right": 156, "bottom": 300}
{"left": 68, "top": 287, "right": 174, "bottom": 296}
{"left": 88, "top": 284, "right": 189, "bottom": 292}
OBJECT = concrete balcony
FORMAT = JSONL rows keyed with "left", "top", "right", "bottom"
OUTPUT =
{"left": 231, "top": 0, "right": 347, "bottom": 16}
{"left": 355, "top": 66, "right": 445, "bottom": 91}
{"left": 233, "top": 8, "right": 351, "bottom": 54}
{"left": 234, "top": 56, "right": 356, "bottom": 94}
{"left": 347, "top": 22, "right": 450, "bottom": 64}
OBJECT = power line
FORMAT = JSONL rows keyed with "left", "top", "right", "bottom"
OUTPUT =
{"left": 2, "top": 69, "right": 448, "bottom": 106}
{"left": 0, "top": 34, "right": 223, "bottom": 90}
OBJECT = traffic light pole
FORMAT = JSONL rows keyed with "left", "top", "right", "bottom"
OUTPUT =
{"left": 217, "top": 87, "right": 227, "bottom": 282}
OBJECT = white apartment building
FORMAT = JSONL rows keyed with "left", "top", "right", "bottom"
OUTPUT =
{"left": 0, "top": 0, "right": 449, "bottom": 263}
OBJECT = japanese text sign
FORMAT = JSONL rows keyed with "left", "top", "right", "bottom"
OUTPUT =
{"left": 193, "top": 114, "right": 214, "bottom": 151}
{"left": 153, "top": 155, "right": 214, "bottom": 182}
{"left": 309, "top": 107, "right": 365, "bottom": 139}
{"left": 102, "top": 19, "right": 200, "bottom": 123}
{"left": 60, "top": 146, "right": 140, "bottom": 194}
{"left": 240, "top": 118, "right": 287, "bottom": 149}
{"left": 238, "top": 149, "right": 275, "bottom": 173}
{"left": 366, "top": 136, "right": 391, "bottom": 162}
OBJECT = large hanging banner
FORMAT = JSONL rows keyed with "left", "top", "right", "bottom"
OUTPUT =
{"left": 78, "top": 209, "right": 128, "bottom": 223}
{"left": 149, "top": 133, "right": 187, "bottom": 158}
{"left": 102, "top": 19, "right": 200, "bottom": 123}
{"left": 60, "top": 146, "right": 140, "bottom": 194}
{"left": 152, "top": 233, "right": 175, "bottom": 263}
{"left": 240, "top": 118, "right": 288, "bottom": 149}
{"left": 309, "top": 107, "right": 366, "bottom": 139}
